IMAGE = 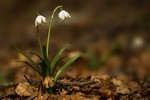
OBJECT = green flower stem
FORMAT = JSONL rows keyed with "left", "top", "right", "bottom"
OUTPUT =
{"left": 36, "top": 26, "right": 43, "bottom": 58}
{"left": 46, "top": 5, "right": 63, "bottom": 58}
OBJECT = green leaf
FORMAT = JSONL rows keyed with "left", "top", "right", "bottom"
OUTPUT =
{"left": 30, "top": 51, "right": 49, "bottom": 77}
{"left": 39, "top": 62, "right": 47, "bottom": 77}
{"left": 14, "top": 46, "right": 37, "bottom": 65}
{"left": 29, "top": 51, "right": 44, "bottom": 62}
{"left": 20, "top": 61, "right": 42, "bottom": 76}
{"left": 51, "top": 44, "right": 69, "bottom": 74}
{"left": 42, "top": 46, "right": 50, "bottom": 76}
{"left": 54, "top": 53, "right": 81, "bottom": 83}
{"left": 51, "top": 56, "right": 66, "bottom": 76}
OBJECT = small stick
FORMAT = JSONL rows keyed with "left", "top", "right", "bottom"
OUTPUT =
{"left": 58, "top": 80, "right": 96, "bottom": 86}
{"left": 24, "top": 75, "right": 32, "bottom": 84}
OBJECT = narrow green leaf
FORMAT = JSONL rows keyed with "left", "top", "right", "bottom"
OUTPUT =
{"left": 51, "top": 56, "right": 66, "bottom": 76}
{"left": 16, "top": 60, "right": 40, "bottom": 70}
{"left": 54, "top": 53, "right": 81, "bottom": 83}
{"left": 42, "top": 46, "right": 50, "bottom": 76}
{"left": 20, "top": 61, "right": 42, "bottom": 76}
{"left": 39, "top": 62, "right": 47, "bottom": 77}
{"left": 14, "top": 46, "right": 44, "bottom": 76}
{"left": 14, "top": 46, "right": 36, "bottom": 65}
{"left": 30, "top": 51, "right": 48, "bottom": 77}
{"left": 51, "top": 44, "right": 69, "bottom": 73}
{"left": 30, "top": 51, "right": 44, "bottom": 62}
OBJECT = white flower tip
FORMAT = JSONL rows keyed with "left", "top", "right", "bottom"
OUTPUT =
{"left": 35, "top": 15, "right": 47, "bottom": 27}
{"left": 58, "top": 10, "right": 71, "bottom": 21}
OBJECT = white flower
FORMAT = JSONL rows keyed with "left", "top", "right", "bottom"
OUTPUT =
{"left": 58, "top": 10, "right": 71, "bottom": 20}
{"left": 35, "top": 15, "right": 47, "bottom": 27}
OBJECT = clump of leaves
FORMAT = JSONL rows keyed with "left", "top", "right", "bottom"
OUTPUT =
{"left": 87, "top": 44, "right": 118, "bottom": 70}
{"left": 14, "top": 6, "right": 81, "bottom": 93}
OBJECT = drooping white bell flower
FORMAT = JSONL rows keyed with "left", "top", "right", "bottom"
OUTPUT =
{"left": 35, "top": 15, "right": 47, "bottom": 27}
{"left": 58, "top": 10, "right": 71, "bottom": 21}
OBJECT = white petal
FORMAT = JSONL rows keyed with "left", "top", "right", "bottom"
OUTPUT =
{"left": 64, "top": 11, "right": 71, "bottom": 18}
{"left": 41, "top": 16, "right": 47, "bottom": 22}
{"left": 58, "top": 12, "right": 64, "bottom": 20}
{"left": 58, "top": 10, "right": 71, "bottom": 20}
{"left": 35, "top": 15, "right": 47, "bottom": 27}
{"left": 66, "top": 12, "right": 71, "bottom": 18}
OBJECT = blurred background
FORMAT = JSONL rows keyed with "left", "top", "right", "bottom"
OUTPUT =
{"left": 0, "top": 0, "right": 149, "bottom": 82}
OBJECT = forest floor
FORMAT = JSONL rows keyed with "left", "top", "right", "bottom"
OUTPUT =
{"left": 0, "top": 42, "right": 149, "bottom": 99}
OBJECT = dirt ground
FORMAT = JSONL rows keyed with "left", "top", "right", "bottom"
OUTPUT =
{"left": 0, "top": 0, "right": 149, "bottom": 99}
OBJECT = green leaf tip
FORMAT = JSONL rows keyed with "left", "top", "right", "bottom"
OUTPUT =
{"left": 54, "top": 53, "right": 81, "bottom": 83}
{"left": 51, "top": 44, "right": 70, "bottom": 71}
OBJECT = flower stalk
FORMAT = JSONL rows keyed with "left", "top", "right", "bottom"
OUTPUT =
{"left": 36, "top": 26, "right": 43, "bottom": 58}
{"left": 46, "top": 6, "right": 63, "bottom": 58}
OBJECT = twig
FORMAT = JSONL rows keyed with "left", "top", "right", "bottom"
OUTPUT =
{"left": 58, "top": 80, "right": 96, "bottom": 86}
{"left": 24, "top": 75, "right": 32, "bottom": 84}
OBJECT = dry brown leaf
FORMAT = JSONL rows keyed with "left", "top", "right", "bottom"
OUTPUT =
{"left": 34, "top": 94, "right": 48, "bottom": 100}
{"left": 100, "top": 89, "right": 113, "bottom": 98}
{"left": 70, "top": 93, "right": 100, "bottom": 100}
{"left": 112, "top": 78, "right": 122, "bottom": 86}
{"left": 72, "top": 86, "right": 80, "bottom": 90}
{"left": 116, "top": 84, "right": 130, "bottom": 94}
{"left": 15, "top": 82, "right": 38, "bottom": 96}
{"left": 128, "top": 81, "right": 140, "bottom": 92}
{"left": 60, "top": 89, "right": 68, "bottom": 96}
{"left": 70, "top": 93, "right": 83, "bottom": 100}
{"left": 91, "top": 73, "right": 110, "bottom": 80}
{"left": 62, "top": 96, "right": 70, "bottom": 100}
{"left": 79, "top": 94, "right": 100, "bottom": 100}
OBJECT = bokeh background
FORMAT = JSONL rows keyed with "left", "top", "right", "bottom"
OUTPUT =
{"left": 0, "top": 0, "right": 149, "bottom": 82}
